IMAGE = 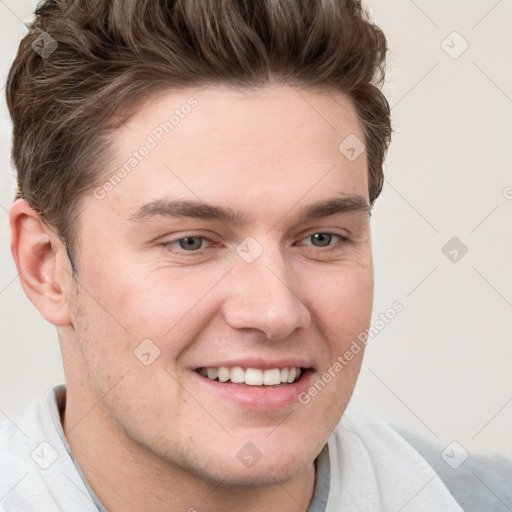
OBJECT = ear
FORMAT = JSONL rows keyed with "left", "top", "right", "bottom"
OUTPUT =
{"left": 9, "top": 198, "right": 74, "bottom": 327}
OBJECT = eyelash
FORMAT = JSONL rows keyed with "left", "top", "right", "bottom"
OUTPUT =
{"left": 161, "top": 232, "right": 350, "bottom": 254}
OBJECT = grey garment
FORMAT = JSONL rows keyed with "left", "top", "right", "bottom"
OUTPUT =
{"left": 51, "top": 384, "right": 331, "bottom": 512}
{"left": 50, "top": 385, "right": 108, "bottom": 512}
{"left": 49, "top": 385, "right": 512, "bottom": 512}
{"left": 396, "top": 428, "right": 512, "bottom": 512}
{"left": 306, "top": 443, "right": 330, "bottom": 512}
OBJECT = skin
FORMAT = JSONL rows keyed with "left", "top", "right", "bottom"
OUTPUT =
{"left": 10, "top": 85, "right": 374, "bottom": 512}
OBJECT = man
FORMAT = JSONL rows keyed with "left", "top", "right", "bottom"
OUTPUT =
{"left": 1, "top": 0, "right": 509, "bottom": 511}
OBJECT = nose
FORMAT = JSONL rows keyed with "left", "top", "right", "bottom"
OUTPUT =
{"left": 222, "top": 245, "right": 311, "bottom": 340}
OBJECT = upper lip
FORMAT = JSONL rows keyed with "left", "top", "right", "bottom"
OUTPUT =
{"left": 194, "top": 358, "right": 313, "bottom": 371}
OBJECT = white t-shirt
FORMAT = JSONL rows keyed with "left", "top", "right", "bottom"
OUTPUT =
{"left": 0, "top": 384, "right": 463, "bottom": 511}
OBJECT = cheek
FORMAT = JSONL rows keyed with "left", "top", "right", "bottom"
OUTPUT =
{"left": 300, "top": 265, "right": 372, "bottom": 427}
{"left": 74, "top": 258, "right": 231, "bottom": 376}
{"left": 308, "top": 260, "right": 374, "bottom": 339}
{"left": 120, "top": 264, "right": 229, "bottom": 339}
{"left": 79, "top": 252, "right": 192, "bottom": 327}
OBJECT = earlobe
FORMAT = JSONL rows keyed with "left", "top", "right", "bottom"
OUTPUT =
{"left": 9, "top": 198, "right": 73, "bottom": 327}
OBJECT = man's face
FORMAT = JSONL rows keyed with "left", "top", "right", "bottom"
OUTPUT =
{"left": 65, "top": 85, "right": 374, "bottom": 486}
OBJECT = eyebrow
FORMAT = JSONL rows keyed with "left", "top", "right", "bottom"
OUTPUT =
{"left": 127, "top": 194, "right": 371, "bottom": 225}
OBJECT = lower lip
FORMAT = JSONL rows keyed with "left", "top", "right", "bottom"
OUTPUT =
{"left": 193, "top": 369, "right": 315, "bottom": 411}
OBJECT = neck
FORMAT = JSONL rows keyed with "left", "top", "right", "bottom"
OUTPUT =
{"left": 61, "top": 385, "right": 317, "bottom": 512}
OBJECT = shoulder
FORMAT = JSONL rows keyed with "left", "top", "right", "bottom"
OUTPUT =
{"left": 327, "top": 411, "right": 465, "bottom": 510}
{"left": 0, "top": 386, "right": 98, "bottom": 512}
{"left": 0, "top": 394, "right": 41, "bottom": 461}
{"left": 394, "top": 427, "right": 512, "bottom": 512}
{"left": 0, "top": 393, "right": 50, "bottom": 511}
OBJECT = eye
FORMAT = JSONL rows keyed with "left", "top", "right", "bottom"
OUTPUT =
{"left": 163, "top": 236, "right": 212, "bottom": 252}
{"left": 299, "top": 232, "right": 349, "bottom": 248}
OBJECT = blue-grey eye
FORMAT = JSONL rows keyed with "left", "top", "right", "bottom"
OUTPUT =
{"left": 309, "top": 233, "right": 333, "bottom": 247}
{"left": 177, "top": 237, "right": 204, "bottom": 251}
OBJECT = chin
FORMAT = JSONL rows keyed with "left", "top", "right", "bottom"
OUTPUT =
{"left": 179, "top": 449, "right": 313, "bottom": 489}
{"left": 211, "top": 461, "right": 309, "bottom": 489}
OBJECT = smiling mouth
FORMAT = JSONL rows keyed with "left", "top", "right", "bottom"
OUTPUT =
{"left": 195, "top": 366, "right": 306, "bottom": 386}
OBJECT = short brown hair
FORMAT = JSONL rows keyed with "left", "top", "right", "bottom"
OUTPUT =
{"left": 6, "top": 0, "right": 392, "bottom": 274}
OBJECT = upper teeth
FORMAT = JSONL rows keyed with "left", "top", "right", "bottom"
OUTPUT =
{"left": 198, "top": 367, "right": 302, "bottom": 386}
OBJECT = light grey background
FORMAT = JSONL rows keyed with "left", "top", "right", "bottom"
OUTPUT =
{"left": 1, "top": 0, "right": 511, "bottom": 460}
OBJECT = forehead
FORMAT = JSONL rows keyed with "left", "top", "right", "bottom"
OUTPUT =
{"left": 122, "top": 83, "right": 364, "bottom": 152}
{"left": 95, "top": 85, "right": 369, "bottom": 223}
